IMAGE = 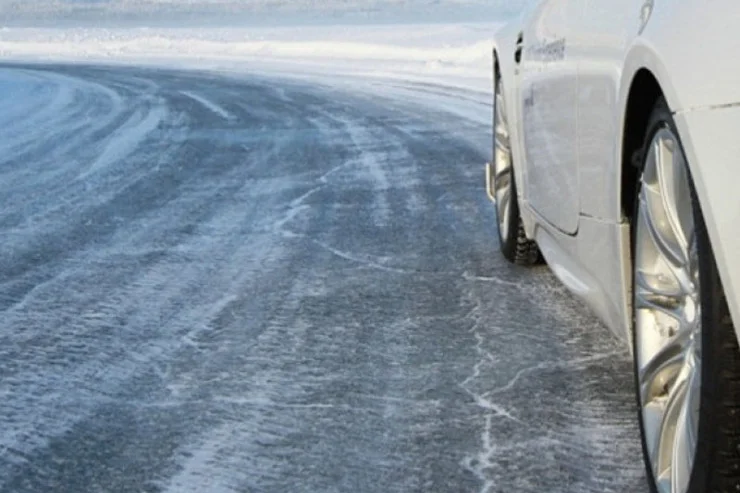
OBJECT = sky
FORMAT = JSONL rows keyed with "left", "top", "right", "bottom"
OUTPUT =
{"left": 0, "top": 0, "right": 528, "bottom": 27}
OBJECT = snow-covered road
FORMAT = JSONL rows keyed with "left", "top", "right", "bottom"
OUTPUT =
{"left": 0, "top": 64, "right": 646, "bottom": 492}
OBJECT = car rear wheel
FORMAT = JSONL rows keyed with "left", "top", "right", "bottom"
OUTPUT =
{"left": 492, "top": 71, "right": 539, "bottom": 266}
{"left": 632, "top": 97, "right": 740, "bottom": 493}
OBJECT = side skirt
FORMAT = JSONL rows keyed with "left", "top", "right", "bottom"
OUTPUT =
{"left": 531, "top": 211, "right": 633, "bottom": 348}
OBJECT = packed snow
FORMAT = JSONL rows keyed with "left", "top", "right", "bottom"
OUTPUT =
{"left": 0, "top": 23, "right": 502, "bottom": 96}
{"left": 0, "top": 0, "right": 523, "bottom": 26}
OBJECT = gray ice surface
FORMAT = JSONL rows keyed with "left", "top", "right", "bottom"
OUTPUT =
{"left": 0, "top": 65, "right": 646, "bottom": 493}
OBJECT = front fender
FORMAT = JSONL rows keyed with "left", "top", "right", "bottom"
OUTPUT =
{"left": 629, "top": 0, "right": 740, "bottom": 112}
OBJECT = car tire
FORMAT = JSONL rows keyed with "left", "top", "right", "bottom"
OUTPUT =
{"left": 497, "top": 174, "right": 539, "bottom": 266}
{"left": 632, "top": 96, "right": 740, "bottom": 493}
{"left": 492, "top": 71, "right": 540, "bottom": 266}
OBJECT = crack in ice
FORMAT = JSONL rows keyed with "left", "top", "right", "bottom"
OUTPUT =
{"left": 485, "top": 349, "right": 626, "bottom": 397}
{"left": 311, "top": 239, "right": 410, "bottom": 274}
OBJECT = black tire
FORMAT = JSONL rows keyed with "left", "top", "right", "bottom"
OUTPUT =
{"left": 495, "top": 171, "right": 540, "bottom": 266}
{"left": 632, "top": 97, "right": 740, "bottom": 493}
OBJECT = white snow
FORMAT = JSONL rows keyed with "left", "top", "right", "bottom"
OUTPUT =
{"left": 0, "top": 0, "right": 524, "bottom": 27}
{"left": 0, "top": 23, "right": 502, "bottom": 95}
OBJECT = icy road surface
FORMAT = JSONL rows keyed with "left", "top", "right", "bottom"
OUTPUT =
{"left": 0, "top": 64, "right": 646, "bottom": 493}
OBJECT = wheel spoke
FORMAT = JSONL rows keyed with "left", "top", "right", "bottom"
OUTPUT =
{"left": 496, "top": 179, "right": 510, "bottom": 205}
{"left": 656, "top": 136, "right": 694, "bottom": 256}
{"left": 495, "top": 90, "right": 508, "bottom": 125}
{"left": 493, "top": 76, "right": 513, "bottom": 242}
{"left": 495, "top": 95, "right": 509, "bottom": 147}
{"left": 635, "top": 270, "right": 683, "bottom": 299}
{"left": 671, "top": 358, "right": 700, "bottom": 493}
{"left": 497, "top": 182, "right": 511, "bottom": 240}
{"left": 635, "top": 285, "right": 684, "bottom": 323}
{"left": 495, "top": 125, "right": 509, "bottom": 147}
{"left": 639, "top": 198, "right": 695, "bottom": 296}
{"left": 639, "top": 327, "right": 691, "bottom": 405}
{"left": 500, "top": 196, "right": 511, "bottom": 239}
{"left": 686, "top": 232, "right": 700, "bottom": 292}
{"left": 641, "top": 131, "right": 694, "bottom": 270}
{"left": 494, "top": 166, "right": 511, "bottom": 186}
{"left": 654, "top": 366, "right": 689, "bottom": 486}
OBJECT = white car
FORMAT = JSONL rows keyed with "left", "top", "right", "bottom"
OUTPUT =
{"left": 486, "top": 1, "right": 740, "bottom": 492}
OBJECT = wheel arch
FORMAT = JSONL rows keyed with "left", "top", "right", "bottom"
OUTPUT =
{"left": 620, "top": 68, "right": 664, "bottom": 223}
{"left": 618, "top": 35, "right": 688, "bottom": 217}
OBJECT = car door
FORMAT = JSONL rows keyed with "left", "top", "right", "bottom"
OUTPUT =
{"left": 519, "top": 0, "right": 581, "bottom": 235}
{"left": 574, "top": 0, "right": 645, "bottom": 220}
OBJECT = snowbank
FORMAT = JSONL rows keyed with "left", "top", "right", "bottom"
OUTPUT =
{"left": 0, "top": 23, "right": 501, "bottom": 93}
{"left": 0, "top": 0, "right": 522, "bottom": 26}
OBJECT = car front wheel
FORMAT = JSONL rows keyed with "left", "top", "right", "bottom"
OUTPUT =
{"left": 632, "top": 97, "right": 740, "bottom": 493}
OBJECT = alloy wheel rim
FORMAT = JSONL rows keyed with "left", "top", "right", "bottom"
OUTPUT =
{"left": 493, "top": 77, "right": 513, "bottom": 241}
{"left": 634, "top": 127, "right": 702, "bottom": 493}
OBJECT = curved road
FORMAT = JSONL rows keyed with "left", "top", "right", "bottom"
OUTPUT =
{"left": 0, "top": 65, "right": 645, "bottom": 492}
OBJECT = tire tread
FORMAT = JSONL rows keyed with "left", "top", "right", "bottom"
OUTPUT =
{"left": 708, "top": 287, "right": 740, "bottom": 493}
{"left": 512, "top": 220, "right": 540, "bottom": 266}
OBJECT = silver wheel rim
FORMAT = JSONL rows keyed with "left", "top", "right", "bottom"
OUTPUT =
{"left": 494, "top": 76, "right": 512, "bottom": 241}
{"left": 635, "top": 127, "right": 702, "bottom": 493}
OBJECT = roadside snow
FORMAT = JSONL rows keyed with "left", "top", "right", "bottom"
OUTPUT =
{"left": 0, "top": 23, "right": 501, "bottom": 94}
{"left": 0, "top": 0, "right": 522, "bottom": 26}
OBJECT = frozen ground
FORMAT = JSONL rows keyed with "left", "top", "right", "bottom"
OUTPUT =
{"left": 0, "top": 8, "right": 647, "bottom": 493}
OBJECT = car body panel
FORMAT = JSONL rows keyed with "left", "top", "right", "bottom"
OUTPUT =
{"left": 575, "top": 0, "right": 642, "bottom": 221}
{"left": 534, "top": 212, "right": 633, "bottom": 343}
{"left": 519, "top": 0, "right": 580, "bottom": 234}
